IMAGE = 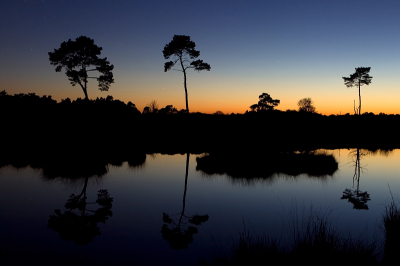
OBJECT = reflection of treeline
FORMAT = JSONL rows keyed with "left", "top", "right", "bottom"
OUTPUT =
{"left": 196, "top": 151, "right": 338, "bottom": 182}
{"left": 2, "top": 91, "right": 400, "bottom": 154}
{"left": 0, "top": 148, "right": 146, "bottom": 178}
{"left": 359, "top": 148, "right": 394, "bottom": 157}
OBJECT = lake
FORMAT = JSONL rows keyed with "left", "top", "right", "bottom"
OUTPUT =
{"left": 1, "top": 149, "right": 399, "bottom": 265}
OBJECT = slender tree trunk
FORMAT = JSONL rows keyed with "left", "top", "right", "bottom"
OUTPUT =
{"left": 77, "top": 80, "right": 89, "bottom": 100}
{"left": 183, "top": 70, "right": 189, "bottom": 113}
{"left": 78, "top": 176, "right": 89, "bottom": 199}
{"left": 83, "top": 88, "right": 89, "bottom": 100}
{"left": 179, "top": 57, "right": 189, "bottom": 113}
{"left": 77, "top": 176, "right": 89, "bottom": 216}
{"left": 358, "top": 79, "right": 361, "bottom": 115}
{"left": 84, "top": 79, "right": 89, "bottom": 100}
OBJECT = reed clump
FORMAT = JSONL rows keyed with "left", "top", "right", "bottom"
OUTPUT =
{"left": 203, "top": 205, "right": 379, "bottom": 266}
{"left": 381, "top": 192, "right": 400, "bottom": 264}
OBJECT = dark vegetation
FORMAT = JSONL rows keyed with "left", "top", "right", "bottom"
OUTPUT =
{"left": 202, "top": 197, "right": 400, "bottom": 266}
{"left": 48, "top": 36, "right": 114, "bottom": 100}
{"left": 381, "top": 192, "right": 400, "bottom": 264}
{"left": 201, "top": 209, "right": 379, "bottom": 265}
{"left": 0, "top": 91, "right": 145, "bottom": 175}
{"left": 297, "top": 97, "right": 316, "bottom": 113}
{"left": 1, "top": 90, "right": 399, "bottom": 168}
{"left": 249, "top": 92, "right": 280, "bottom": 112}
{"left": 196, "top": 151, "right": 338, "bottom": 179}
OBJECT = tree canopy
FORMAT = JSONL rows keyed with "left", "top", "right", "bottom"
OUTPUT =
{"left": 159, "top": 105, "right": 178, "bottom": 114}
{"left": 162, "top": 35, "right": 210, "bottom": 113}
{"left": 48, "top": 36, "right": 114, "bottom": 100}
{"left": 249, "top": 93, "right": 280, "bottom": 112}
{"left": 298, "top": 97, "right": 316, "bottom": 113}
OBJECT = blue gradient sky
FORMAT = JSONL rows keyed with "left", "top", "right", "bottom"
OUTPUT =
{"left": 1, "top": 0, "right": 400, "bottom": 114}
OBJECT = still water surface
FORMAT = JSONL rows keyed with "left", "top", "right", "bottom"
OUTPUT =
{"left": 1, "top": 149, "right": 399, "bottom": 265}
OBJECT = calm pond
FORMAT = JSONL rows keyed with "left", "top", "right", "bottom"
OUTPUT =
{"left": 1, "top": 149, "right": 399, "bottom": 265}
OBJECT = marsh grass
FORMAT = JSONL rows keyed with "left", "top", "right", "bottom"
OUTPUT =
{"left": 381, "top": 189, "right": 400, "bottom": 264}
{"left": 203, "top": 204, "right": 379, "bottom": 266}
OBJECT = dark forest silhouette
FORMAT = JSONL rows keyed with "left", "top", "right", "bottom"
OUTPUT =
{"left": 161, "top": 154, "right": 209, "bottom": 249}
{"left": 1, "top": 90, "right": 400, "bottom": 159}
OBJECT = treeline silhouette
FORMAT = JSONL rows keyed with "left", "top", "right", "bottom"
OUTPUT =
{"left": 1, "top": 91, "right": 400, "bottom": 159}
{"left": 0, "top": 89, "right": 146, "bottom": 176}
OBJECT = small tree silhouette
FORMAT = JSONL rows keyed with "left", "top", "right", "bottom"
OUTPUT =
{"left": 342, "top": 67, "right": 372, "bottom": 115}
{"left": 213, "top": 110, "right": 224, "bottom": 115}
{"left": 298, "top": 97, "right": 316, "bottom": 113}
{"left": 163, "top": 35, "right": 211, "bottom": 113}
{"left": 147, "top": 100, "right": 159, "bottom": 113}
{"left": 159, "top": 105, "right": 178, "bottom": 114}
{"left": 249, "top": 93, "right": 280, "bottom": 112}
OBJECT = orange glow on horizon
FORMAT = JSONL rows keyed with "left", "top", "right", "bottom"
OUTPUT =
{"left": 3, "top": 84, "right": 400, "bottom": 116}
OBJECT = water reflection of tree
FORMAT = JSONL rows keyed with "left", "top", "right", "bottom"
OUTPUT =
{"left": 47, "top": 176, "right": 113, "bottom": 245}
{"left": 341, "top": 148, "right": 371, "bottom": 210}
{"left": 161, "top": 153, "right": 209, "bottom": 249}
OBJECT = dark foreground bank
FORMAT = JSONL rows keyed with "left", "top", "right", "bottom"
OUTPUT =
{"left": 201, "top": 196, "right": 400, "bottom": 266}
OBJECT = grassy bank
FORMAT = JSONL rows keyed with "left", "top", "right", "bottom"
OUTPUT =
{"left": 201, "top": 197, "right": 400, "bottom": 266}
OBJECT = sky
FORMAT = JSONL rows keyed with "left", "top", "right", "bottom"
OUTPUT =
{"left": 1, "top": 0, "right": 400, "bottom": 115}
